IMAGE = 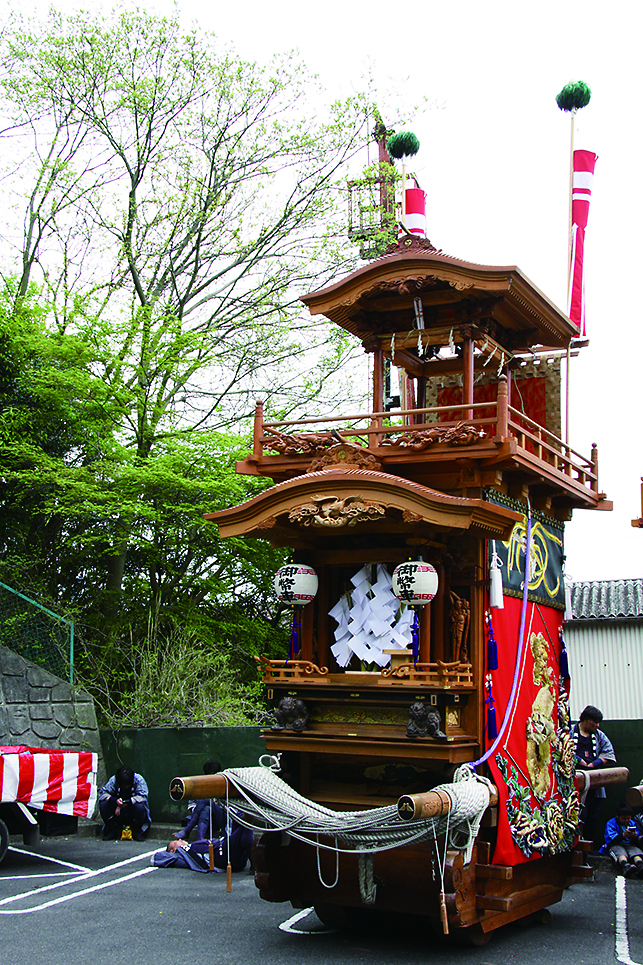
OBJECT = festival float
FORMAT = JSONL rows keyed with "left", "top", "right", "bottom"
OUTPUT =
{"left": 170, "top": 98, "right": 627, "bottom": 944}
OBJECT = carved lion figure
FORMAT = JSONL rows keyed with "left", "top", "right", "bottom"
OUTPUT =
{"left": 271, "top": 696, "right": 309, "bottom": 733}
{"left": 406, "top": 701, "right": 447, "bottom": 740}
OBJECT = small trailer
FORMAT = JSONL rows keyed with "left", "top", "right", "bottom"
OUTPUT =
{"left": 0, "top": 744, "right": 98, "bottom": 861}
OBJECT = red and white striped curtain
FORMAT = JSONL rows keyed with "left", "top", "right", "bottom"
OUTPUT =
{"left": 0, "top": 746, "right": 98, "bottom": 817}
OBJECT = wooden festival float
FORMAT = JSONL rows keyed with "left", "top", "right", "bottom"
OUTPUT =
{"left": 170, "top": 136, "right": 625, "bottom": 943}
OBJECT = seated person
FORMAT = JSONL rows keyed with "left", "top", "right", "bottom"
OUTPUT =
{"left": 152, "top": 819, "right": 253, "bottom": 874}
{"left": 601, "top": 802, "right": 643, "bottom": 877}
{"left": 99, "top": 765, "right": 151, "bottom": 842}
{"left": 175, "top": 759, "right": 223, "bottom": 840}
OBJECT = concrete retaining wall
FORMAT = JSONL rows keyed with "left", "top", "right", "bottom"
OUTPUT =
{"left": 0, "top": 645, "right": 101, "bottom": 759}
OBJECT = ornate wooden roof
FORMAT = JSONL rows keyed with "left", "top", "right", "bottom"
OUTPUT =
{"left": 206, "top": 466, "right": 521, "bottom": 543}
{"left": 301, "top": 241, "right": 576, "bottom": 351}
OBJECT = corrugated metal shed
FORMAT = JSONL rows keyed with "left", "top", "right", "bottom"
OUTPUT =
{"left": 565, "top": 579, "right": 643, "bottom": 721}
{"left": 570, "top": 579, "right": 643, "bottom": 620}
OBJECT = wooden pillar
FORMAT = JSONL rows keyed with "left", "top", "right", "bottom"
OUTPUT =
{"left": 416, "top": 376, "right": 426, "bottom": 425}
{"left": 463, "top": 338, "right": 474, "bottom": 421}
{"left": 301, "top": 600, "right": 314, "bottom": 662}
{"left": 496, "top": 376, "right": 508, "bottom": 438}
{"left": 432, "top": 561, "right": 446, "bottom": 662}
{"left": 419, "top": 602, "right": 431, "bottom": 663}
{"left": 371, "top": 346, "right": 384, "bottom": 446}
{"left": 316, "top": 566, "right": 330, "bottom": 669}
{"left": 253, "top": 400, "right": 264, "bottom": 459}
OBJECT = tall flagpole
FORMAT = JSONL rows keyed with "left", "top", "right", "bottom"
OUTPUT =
{"left": 555, "top": 80, "right": 592, "bottom": 445}
{"left": 565, "top": 110, "right": 575, "bottom": 445}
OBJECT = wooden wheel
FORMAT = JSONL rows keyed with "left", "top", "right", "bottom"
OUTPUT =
{"left": 313, "top": 904, "right": 349, "bottom": 928}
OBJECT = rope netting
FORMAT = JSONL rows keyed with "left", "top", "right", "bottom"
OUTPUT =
{"left": 219, "top": 762, "right": 492, "bottom": 865}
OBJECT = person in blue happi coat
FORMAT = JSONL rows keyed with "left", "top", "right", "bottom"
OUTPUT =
{"left": 174, "top": 759, "right": 225, "bottom": 841}
{"left": 601, "top": 802, "right": 643, "bottom": 877}
{"left": 99, "top": 765, "right": 151, "bottom": 841}
{"left": 572, "top": 705, "right": 617, "bottom": 848}
{"left": 152, "top": 812, "right": 253, "bottom": 873}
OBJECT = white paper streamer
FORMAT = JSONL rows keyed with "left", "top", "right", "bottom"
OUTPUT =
{"left": 328, "top": 565, "right": 412, "bottom": 667}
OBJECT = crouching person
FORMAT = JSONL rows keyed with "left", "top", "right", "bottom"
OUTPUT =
{"left": 99, "top": 765, "right": 151, "bottom": 842}
{"left": 602, "top": 802, "right": 643, "bottom": 877}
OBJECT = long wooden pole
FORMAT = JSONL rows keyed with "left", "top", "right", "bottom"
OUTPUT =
{"left": 565, "top": 109, "right": 576, "bottom": 445}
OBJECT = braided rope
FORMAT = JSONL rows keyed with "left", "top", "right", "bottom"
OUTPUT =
{"left": 221, "top": 764, "right": 490, "bottom": 863}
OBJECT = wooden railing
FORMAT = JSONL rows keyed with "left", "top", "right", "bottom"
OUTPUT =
{"left": 380, "top": 660, "right": 474, "bottom": 687}
{"left": 508, "top": 405, "right": 598, "bottom": 492}
{"left": 250, "top": 376, "right": 600, "bottom": 498}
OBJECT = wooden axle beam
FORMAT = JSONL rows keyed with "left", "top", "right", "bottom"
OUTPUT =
{"left": 575, "top": 766, "right": 629, "bottom": 792}
{"left": 397, "top": 783, "right": 498, "bottom": 821}
{"left": 169, "top": 774, "right": 240, "bottom": 801}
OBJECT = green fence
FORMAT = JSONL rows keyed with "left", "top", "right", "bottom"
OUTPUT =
{"left": 100, "top": 726, "right": 267, "bottom": 824}
{"left": 0, "top": 581, "right": 73, "bottom": 683}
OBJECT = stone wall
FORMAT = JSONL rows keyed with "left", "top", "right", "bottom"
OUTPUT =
{"left": 0, "top": 645, "right": 101, "bottom": 758}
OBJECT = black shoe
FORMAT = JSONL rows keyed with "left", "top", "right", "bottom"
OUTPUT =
{"left": 133, "top": 830, "right": 146, "bottom": 842}
{"left": 102, "top": 829, "right": 119, "bottom": 841}
{"left": 624, "top": 863, "right": 636, "bottom": 878}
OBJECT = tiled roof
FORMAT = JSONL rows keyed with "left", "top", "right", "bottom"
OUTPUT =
{"left": 570, "top": 579, "right": 643, "bottom": 620}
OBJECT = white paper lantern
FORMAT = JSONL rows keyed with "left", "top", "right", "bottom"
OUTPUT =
{"left": 274, "top": 564, "right": 318, "bottom": 606}
{"left": 392, "top": 561, "right": 438, "bottom": 605}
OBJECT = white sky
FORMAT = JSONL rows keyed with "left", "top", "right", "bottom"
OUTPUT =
{"left": 13, "top": 0, "right": 643, "bottom": 581}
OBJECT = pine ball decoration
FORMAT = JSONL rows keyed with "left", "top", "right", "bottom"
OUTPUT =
{"left": 387, "top": 130, "right": 420, "bottom": 160}
{"left": 555, "top": 80, "right": 592, "bottom": 113}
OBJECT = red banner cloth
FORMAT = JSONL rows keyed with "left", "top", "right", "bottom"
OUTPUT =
{"left": 484, "top": 597, "right": 566, "bottom": 865}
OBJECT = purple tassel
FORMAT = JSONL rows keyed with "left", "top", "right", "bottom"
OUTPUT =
{"left": 487, "top": 624, "right": 499, "bottom": 671}
{"left": 287, "top": 608, "right": 301, "bottom": 663}
{"left": 411, "top": 609, "right": 420, "bottom": 663}
{"left": 486, "top": 693, "right": 498, "bottom": 741}
{"left": 485, "top": 673, "right": 498, "bottom": 741}
{"left": 559, "top": 629, "right": 570, "bottom": 679}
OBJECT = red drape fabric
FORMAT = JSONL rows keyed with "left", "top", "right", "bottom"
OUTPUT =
{"left": 484, "top": 596, "right": 564, "bottom": 865}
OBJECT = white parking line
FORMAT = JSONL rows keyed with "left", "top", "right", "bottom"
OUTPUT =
{"left": 8, "top": 846, "right": 91, "bottom": 872}
{"left": 1, "top": 872, "right": 80, "bottom": 880}
{"left": 0, "top": 866, "right": 157, "bottom": 914}
{"left": 279, "top": 907, "right": 336, "bottom": 934}
{"left": 0, "top": 849, "right": 160, "bottom": 909}
{"left": 616, "top": 876, "right": 641, "bottom": 965}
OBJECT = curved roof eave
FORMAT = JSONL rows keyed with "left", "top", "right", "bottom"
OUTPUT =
{"left": 206, "top": 467, "right": 522, "bottom": 540}
{"left": 300, "top": 249, "right": 575, "bottom": 344}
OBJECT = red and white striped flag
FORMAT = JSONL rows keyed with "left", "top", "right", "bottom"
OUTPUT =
{"left": 399, "top": 182, "right": 426, "bottom": 239}
{"left": 0, "top": 746, "right": 98, "bottom": 817}
{"left": 568, "top": 149, "right": 597, "bottom": 336}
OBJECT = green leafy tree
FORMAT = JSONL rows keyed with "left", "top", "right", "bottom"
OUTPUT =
{"left": 0, "top": 7, "right": 372, "bottom": 600}
{"left": 0, "top": 287, "right": 290, "bottom": 722}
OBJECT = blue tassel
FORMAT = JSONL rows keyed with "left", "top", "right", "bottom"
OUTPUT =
{"left": 411, "top": 609, "right": 420, "bottom": 663}
{"left": 487, "top": 624, "right": 499, "bottom": 671}
{"left": 559, "top": 630, "right": 570, "bottom": 679}
{"left": 486, "top": 693, "right": 498, "bottom": 741}
{"left": 287, "top": 608, "right": 301, "bottom": 663}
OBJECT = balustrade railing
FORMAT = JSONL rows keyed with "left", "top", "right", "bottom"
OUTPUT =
{"left": 250, "top": 377, "right": 599, "bottom": 498}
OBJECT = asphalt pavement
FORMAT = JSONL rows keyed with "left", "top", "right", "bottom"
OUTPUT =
{"left": 0, "top": 835, "right": 640, "bottom": 965}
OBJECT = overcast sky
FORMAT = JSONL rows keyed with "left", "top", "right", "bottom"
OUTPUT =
{"left": 14, "top": 0, "right": 643, "bottom": 581}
